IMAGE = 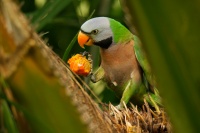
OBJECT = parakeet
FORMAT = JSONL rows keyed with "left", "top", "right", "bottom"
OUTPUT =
{"left": 77, "top": 17, "right": 161, "bottom": 110}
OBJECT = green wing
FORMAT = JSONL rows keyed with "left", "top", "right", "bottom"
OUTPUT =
{"left": 133, "top": 35, "right": 158, "bottom": 94}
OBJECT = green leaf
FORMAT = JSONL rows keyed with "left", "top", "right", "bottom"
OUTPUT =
{"left": 31, "top": 0, "right": 72, "bottom": 31}
{"left": 0, "top": 77, "right": 19, "bottom": 133}
{"left": 62, "top": 32, "right": 78, "bottom": 61}
{"left": 124, "top": 1, "right": 200, "bottom": 133}
{"left": 1, "top": 101, "right": 19, "bottom": 133}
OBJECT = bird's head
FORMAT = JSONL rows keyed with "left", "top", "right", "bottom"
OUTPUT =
{"left": 78, "top": 17, "right": 132, "bottom": 49}
{"left": 78, "top": 17, "right": 113, "bottom": 49}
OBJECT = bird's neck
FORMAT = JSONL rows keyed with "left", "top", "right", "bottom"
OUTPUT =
{"left": 100, "top": 41, "right": 133, "bottom": 66}
{"left": 94, "top": 37, "right": 113, "bottom": 49}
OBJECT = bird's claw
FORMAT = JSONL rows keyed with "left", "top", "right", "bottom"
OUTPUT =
{"left": 81, "top": 51, "right": 93, "bottom": 75}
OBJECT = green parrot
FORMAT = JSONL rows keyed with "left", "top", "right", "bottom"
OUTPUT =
{"left": 78, "top": 17, "right": 161, "bottom": 110}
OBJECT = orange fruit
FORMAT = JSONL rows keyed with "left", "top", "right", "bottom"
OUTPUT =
{"left": 68, "top": 54, "right": 91, "bottom": 76}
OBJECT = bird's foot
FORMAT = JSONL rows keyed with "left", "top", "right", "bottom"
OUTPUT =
{"left": 145, "top": 94, "right": 161, "bottom": 115}
{"left": 115, "top": 104, "right": 124, "bottom": 110}
{"left": 109, "top": 102, "right": 126, "bottom": 116}
{"left": 116, "top": 101, "right": 128, "bottom": 110}
{"left": 81, "top": 51, "right": 93, "bottom": 75}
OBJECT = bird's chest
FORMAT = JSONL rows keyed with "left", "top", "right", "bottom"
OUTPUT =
{"left": 100, "top": 42, "right": 141, "bottom": 87}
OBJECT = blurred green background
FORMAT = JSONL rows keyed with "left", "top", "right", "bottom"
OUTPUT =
{"left": 21, "top": 0, "right": 123, "bottom": 57}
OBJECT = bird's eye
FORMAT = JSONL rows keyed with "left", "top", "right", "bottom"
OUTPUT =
{"left": 91, "top": 29, "right": 99, "bottom": 35}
